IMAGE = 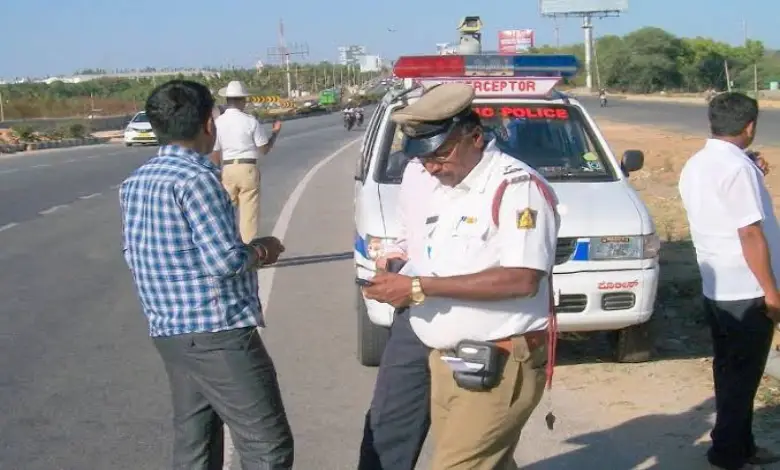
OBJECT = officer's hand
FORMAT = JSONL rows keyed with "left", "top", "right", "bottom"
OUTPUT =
{"left": 272, "top": 120, "right": 282, "bottom": 134}
{"left": 375, "top": 252, "right": 407, "bottom": 271}
{"left": 362, "top": 272, "right": 412, "bottom": 308}
{"left": 766, "top": 291, "right": 780, "bottom": 323}
{"left": 251, "top": 236, "right": 285, "bottom": 265}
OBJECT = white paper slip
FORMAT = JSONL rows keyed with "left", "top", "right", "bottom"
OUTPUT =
{"left": 440, "top": 356, "right": 485, "bottom": 373}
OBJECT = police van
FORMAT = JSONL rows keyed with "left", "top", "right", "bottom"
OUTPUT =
{"left": 353, "top": 54, "right": 660, "bottom": 366}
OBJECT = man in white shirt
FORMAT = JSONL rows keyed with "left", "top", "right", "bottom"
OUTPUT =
{"left": 679, "top": 92, "right": 780, "bottom": 470}
{"left": 357, "top": 158, "right": 438, "bottom": 470}
{"left": 211, "top": 80, "right": 281, "bottom": 242}
{"left": 363, "top": 83, "right": 560, "bottom": 470}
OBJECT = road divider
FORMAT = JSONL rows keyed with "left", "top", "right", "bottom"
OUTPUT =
{"left": 0, "top": 136, "right": 111, "bottom": 155}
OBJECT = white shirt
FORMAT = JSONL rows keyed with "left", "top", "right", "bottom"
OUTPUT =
{"left": 385, "top": 159, "right": 438, "bottom": 260}
{"left": 213, "top": 108, "right": 269, "bottom": 162}
{"left": 407, "top": 142, "right": 560, "bottom": 349}
{"left": 678, "top": 138, "right": 780, "bottom": 301}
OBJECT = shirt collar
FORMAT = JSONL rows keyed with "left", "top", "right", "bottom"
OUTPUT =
{"left": 158, "top": 144, "right": 220, "bottom": 174}
{"left": 705, "top": 138, "right": 753, "bottom": 163}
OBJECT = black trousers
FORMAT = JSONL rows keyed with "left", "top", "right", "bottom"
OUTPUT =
{"left": 358, "top": 310, "right": 431, "bottom": 470}
{"left": 153, "top": 327, "right": 294, "bottom": 470}
{"left": 704, "top": 296, "right": 774, "bottom": 470}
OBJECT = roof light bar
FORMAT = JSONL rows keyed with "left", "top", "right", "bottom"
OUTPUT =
{"left": 393, "top": 54, "right": 579, "bottom": 79}
{"left": 393, "top": 53, "right": 579, "bottom": 99}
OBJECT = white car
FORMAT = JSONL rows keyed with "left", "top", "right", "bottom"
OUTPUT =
{"left": 353, "top": 53, "right": 661, "bottom": 366}
{"left": 124, "top": 111, "right": 158, "bottom": 146}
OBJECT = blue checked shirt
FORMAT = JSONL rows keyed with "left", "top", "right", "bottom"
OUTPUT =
{"left": 119, "top": 144, "right": 261, "bottom": 337}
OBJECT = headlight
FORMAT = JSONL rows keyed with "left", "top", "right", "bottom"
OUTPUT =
{"left": 364, "top": 235, "right": 398, "bottom": 260}
{"left": 589, "top": 234, "right": 660, "bottom": 260}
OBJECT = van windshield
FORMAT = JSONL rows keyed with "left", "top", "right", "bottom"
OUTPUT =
{"left": 375, "top": 102, "right": 617, "bottom": 184}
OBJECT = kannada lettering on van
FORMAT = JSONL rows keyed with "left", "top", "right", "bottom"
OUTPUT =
{"left": 472, "top": 106, "right": 570, "bottom": 120}
{"left": 598, "top": 280, "right": 639, "bottom": 290}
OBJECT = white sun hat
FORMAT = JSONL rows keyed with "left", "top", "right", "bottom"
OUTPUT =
{"left": 218, "top": 80, "right": 250, "bottom": 98}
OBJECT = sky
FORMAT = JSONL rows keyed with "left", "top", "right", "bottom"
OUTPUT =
{"left": 2, "top": 0, "right": 777, "bottom": 79}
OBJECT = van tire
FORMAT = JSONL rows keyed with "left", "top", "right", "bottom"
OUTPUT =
{"left": 609, "top": 318, "right": 655, "bottom": 363}
{"left": 357, "top": 287, "right": 389, "bottom": 367}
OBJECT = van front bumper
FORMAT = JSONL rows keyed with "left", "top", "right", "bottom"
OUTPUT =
{"left": 553, "top": 265, "right": 659, "bottom": 332}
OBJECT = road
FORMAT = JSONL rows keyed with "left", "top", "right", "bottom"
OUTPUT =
{"left": 0, "top": 100, "right": 761, "bottom": 470}
{"left": 577, "top": 96, "right": 780, "bottom": 146}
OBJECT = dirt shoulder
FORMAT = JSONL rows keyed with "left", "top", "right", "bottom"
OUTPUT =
{"left": 548, "top": 120, "right": 780, "bottom": 464}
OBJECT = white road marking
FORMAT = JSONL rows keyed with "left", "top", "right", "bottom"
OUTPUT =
{"left": 0, "top": 168, "right": 20, "bottom": 175}
{"left": 222, "top": 137, "right": 361, "bottom": 470}
{"left": 110, "top": 184, "right": 121, "bottom": 190}
{"left": 63, "top": 158, "right": 78, "bottom": 163}
{"left": 0, "top": 222, "right": 18, "bottom": 233}
{"left": 78, "top": 193, "right": 102, "bottom": 200}
{"left": 30, "top": 163, "right": 51, "bottom": 168}
{"left": 39, "top": 205, "right": 68, "bottom": 215}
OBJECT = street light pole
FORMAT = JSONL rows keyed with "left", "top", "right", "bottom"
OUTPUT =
{"left": 0, "top": 90, "right": 4, "bottom": 122}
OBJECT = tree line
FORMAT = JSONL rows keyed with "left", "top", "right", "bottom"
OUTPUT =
{"left": 533, "top": 26, "right": 780, "bottom": 94}
{"left": 0, "top": 63, "right": 382, "bottom": 120}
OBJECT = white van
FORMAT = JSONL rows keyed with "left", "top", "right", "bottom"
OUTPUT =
{"left": 353, "top": 54, "right": 660, "bottom": 366}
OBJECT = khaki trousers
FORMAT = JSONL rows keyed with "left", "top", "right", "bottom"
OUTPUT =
{"left": 221, "top": 163, "right": 261, "bottom": 243}
{"left": 428, "top": 335, "right": 548, "bottom": 470}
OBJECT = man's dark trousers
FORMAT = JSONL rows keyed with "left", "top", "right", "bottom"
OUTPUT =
{"left": 153, "top": 327, "right": 294, "bottom": 470}
{"left": 358, "top": 309, "right": 431, "bottom": 470}
{"left": 704, "top": 296, "right": 774, "bottom": 470}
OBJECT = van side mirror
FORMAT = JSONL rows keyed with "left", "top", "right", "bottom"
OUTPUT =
{"left": 621, "top": 150, "right": 644, "bottom": 176}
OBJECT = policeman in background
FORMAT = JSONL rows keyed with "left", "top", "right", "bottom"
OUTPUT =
{"left": 211, "top": 80, "right": 281, "bottom": 242}
{"left": 363, "top": 83, "right": 560, "bottom": 470}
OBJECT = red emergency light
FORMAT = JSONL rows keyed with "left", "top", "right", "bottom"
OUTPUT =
{"left": 393, "top": 56, "right": 466, "bottom": 78}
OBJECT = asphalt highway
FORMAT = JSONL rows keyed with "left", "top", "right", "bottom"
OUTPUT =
{"left": 577, "top": 96, "right": 780, "bottom": 146}
{"left": 0, "top": 101, "right": 763, "bottom": 469}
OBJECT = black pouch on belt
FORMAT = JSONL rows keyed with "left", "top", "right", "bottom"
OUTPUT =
{"left": 450, "top": 340, "right": 505, "bottom": 392}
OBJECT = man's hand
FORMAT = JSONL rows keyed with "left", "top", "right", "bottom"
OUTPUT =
{"left": 757, "top": 156, "right": 770, "bottom": 176}
{"left": 747, "top": 150, "right": 770, "bottom": 175}
{"left": 375, "top": 252, "right": 407, "bottom": 271}
{"left": 272, "top": 120, "right": 282, "bottom": 134}
{"left": 362, "top": 271, "right": 413, "bottom": 308}
{"left": 766, "top": 290, "right": 780, "bottom": 323}
{"left": 250, "top": 236, "right": 285, "bottom": 265}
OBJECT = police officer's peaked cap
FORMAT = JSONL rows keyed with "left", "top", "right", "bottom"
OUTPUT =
{"left": 391, "top": 83, "right": 475, "bottom": 126}
{"left": 391, "top": 83, "right": 476, "bottom": 157}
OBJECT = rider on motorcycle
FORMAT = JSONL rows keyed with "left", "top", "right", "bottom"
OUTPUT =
{"left": 354, "top": 106, "right": 364, "bottom": 126}
{"left": 599, "top": 88, "right": 607, "bottom": 107}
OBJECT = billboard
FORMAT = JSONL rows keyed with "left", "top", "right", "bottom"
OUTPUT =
{"left": 337, "top": 45, "right": 367, "bottom": 65}
{"left": 498, "top": 30, "right": 534, "bottom": 53}
{"left": 540, "top": 0, "right": 628, "bottom": 15}
{"left": 358, "top": 55, "right": 383, "bottom": 73}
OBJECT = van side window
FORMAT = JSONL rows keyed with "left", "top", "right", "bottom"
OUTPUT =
{"left": 356, "top": 103, "right": 386, "bottom": 181}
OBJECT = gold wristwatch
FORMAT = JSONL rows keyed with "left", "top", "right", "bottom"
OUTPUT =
{"left": 411, "top": 277, "right": 426, "bottom": 305}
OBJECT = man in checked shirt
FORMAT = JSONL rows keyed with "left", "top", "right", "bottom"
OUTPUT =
{"left": 119, "top": 80, "right": 293, "bottom": 470}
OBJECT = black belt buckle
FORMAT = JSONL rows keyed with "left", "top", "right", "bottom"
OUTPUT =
{"left": 450, "top": 340, "right": 504, "bottom": 392}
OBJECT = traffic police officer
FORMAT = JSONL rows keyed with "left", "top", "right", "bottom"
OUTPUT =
{"left": 363, "top": 83, "right": 560, "bottom": 470}
{"left": 211, "top": 80, "right": 281, "bottom": 242}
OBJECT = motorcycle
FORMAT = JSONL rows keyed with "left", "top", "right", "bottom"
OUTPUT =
{"left": 599, "top": 95, "right": 608, "bottom": 107}
{"left": 344, "top": 112, "right": 355, "bottom": 131}
{"left": 356, "top": 111, "right": 364, "bottom": 127}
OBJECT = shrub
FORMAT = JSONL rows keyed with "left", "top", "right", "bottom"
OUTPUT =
{"left": 11, "top": 125, "right": 37, "bottom": 142}
{"left": 66, "top": 123, "right": 88, "bottom": 138}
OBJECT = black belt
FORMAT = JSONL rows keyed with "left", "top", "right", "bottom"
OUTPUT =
{"left": 222, "top": 158, "right": 257, "bottom": 166}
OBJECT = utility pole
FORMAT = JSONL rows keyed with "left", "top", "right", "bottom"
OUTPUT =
{"left": 266, "top": 19, "right": 309, "bottom": 99}
{"left": 554, "top": 17, "right": 560, "bottom": 48}
{"left": 0, "top": 90, "right": 4, "bottom": 122}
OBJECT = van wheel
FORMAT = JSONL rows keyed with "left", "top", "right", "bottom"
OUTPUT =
{"left": 357, "top": 287, "right": 389, "bottom": 367}
{"left": 609, "top": 318, "right": 655, "bottom": 363}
